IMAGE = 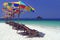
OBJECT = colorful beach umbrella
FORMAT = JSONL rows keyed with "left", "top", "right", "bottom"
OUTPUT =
{"left": 3, "top": 1, "right": 35, "bottom": 19}
{"left": 3, "top": 1, "right": 35, "bottom": 12}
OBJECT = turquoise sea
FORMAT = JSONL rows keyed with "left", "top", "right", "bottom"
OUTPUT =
{"left": 0, "top": 20, "right": 60, "bottom": 28}
{"left": 16, "top": 20, "right": 60, "bottom": 27}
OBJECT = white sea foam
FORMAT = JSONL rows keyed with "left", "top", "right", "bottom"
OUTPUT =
{"left": 0, "top": 23, "right": 60, "bottom": 40}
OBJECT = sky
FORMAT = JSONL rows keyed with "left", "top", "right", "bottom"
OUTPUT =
{"left": 0, "top": 0, "right": 60, "bottom": 19}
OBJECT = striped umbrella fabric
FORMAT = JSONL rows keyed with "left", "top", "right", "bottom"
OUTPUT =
{"left": 3, "top": 1, "right": 35, "bottom": 14}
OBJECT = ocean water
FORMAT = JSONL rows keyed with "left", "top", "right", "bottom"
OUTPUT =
{"left": 16, "top": 20, "right": 60, "bottom": 27}
{"left": 0, "top": 20, "right": 60, "bottom": 28}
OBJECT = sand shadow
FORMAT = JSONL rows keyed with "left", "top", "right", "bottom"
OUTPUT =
{"left": 17, "top": 31, "right": 45, "bottom": 38}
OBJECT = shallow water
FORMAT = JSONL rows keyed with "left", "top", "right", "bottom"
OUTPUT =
{"left": 15, "top": 20, "right": 60, "bottom": 27}
{"left": 0, "top": 20, "right": 60, "bottom": 26}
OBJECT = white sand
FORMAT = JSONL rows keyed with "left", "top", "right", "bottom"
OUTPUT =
{"left": 0, "top": 23, "right": 60, "bottom": 40}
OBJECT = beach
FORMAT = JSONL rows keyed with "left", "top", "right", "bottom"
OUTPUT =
{"left": 0, "top": 22, "right": 60, "bottom": 40}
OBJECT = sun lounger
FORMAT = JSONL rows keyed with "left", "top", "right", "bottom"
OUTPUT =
{"left": 5, "top": 21, "right": 45, "bottom": 37}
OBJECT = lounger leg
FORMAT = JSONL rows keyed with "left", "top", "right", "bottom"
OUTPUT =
{"left": 24, "top": 30, "right": 26, "bottom": 33}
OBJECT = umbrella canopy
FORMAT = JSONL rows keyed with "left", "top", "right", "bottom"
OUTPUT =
{"left": 3, "top": 1, "right": 35, "bottom": 12}
{"left": 2, "top": 1, "right": 35, "bottom": 18}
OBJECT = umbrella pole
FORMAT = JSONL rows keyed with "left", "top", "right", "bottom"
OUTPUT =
{"left": 17, "top": 5, "right": 22, "bottom": 23}
{"left": 11, "top": 10, "right": 15, "bottom": 22}
{"left": 18, "top": 13, "right": 20, "bottom": 23}
{"left": 12, "top": 13, "right": 14, "bottom": 22}
{"left": 18, "top": 8, "right": 20, "bottom": 23}
{"left": 10, "top": 12, "right": 13, "bottom": 22}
